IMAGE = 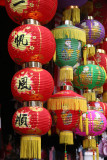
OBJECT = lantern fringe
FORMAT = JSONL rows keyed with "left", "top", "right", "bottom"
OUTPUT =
{"left": 62, "top": 7, "right": 80, "bottom": 25}
{"left": 83, "top": 45, "right": 87, "bottom": 65}
{"left": 94, "top": 86, "right": 103, "bottom": 94}
{"left": 53, "top": 50, "right": 56, "bottom": 62}
{"left": 79, "top": 113, "right": 83, "bottom": 132}
{"left": 83, "top": 138, "right": 96, "bottom": 149}
{"left": 86, "top": 113, "right": 89, "bottom": 136}
{"left": 60, "top": 131, "right": 73, "bottom": 145}
{"left": 47, "top": 98, "right": 87, "bottom": 112}
{"left": 60, "top": 66, "right": 73, "bottom": 82}
{"left": 20, "top": 135, "right": 41, "bottom": 159}
{"left": 52, "top": 27, "right": 86, "bottom": 47}
{"left": 83, "top": 92, "right": 96, "bottom": 102}
{"left": 87, "top": 46, "right": 95, "bottom": 57}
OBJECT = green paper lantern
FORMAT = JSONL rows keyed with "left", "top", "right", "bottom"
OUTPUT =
{"left": 73, "top": 64, "right": 106, "bottom": 89}
{"left": 55, "top": 38, "right": 81, "bottom": 67}
{"left": 52, "top": 24, "right": 86, "bottom": 68}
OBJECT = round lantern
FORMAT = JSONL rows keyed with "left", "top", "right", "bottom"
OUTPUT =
{"left": 11, "top": 67, "right": 54, "bottom": 102}
{"left": 75, "top": 110, "right": 107, "bottom": 137}
{"left": 88, "top": 49, "right": 107, "bottom": 74}
{"left": 5, "top": 0, "right": 57, "bottom": 25}
{"left": 88, "top": 101, "right": 107, "bottom": 119}
{"left": 79, "top": 19, "right": 105, "bottom": 46}
{"left": 12, "top": 106, "right": 52, "bottom": 159}
{"left": 8, "top": 24, "right": 56, "bottom": 65}
{"left": 47, "top": 90, "right": 87, "bottom": 145}
{"left": 73, "top": 64, "right": 106, "bottom": 90}
{"left": 52, "top": 23, "right": 86, "bottom": 82}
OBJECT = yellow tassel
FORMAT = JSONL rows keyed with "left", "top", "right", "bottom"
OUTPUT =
{"left": 63, "top": 8, "right": 72, "bottom": 21}
{"left": 60, "top": 66, "right": 73, "bottom": 82}
{"left": 83, "top": 92, "right": 96, "bottom": 102}
{"left": 87, "top": 46, "right": 95, "bottom": 57}
{"left": 52, "top": 27, "right": 86, "bottom": 47}
{"left": 96, "top": 143, "right": 99, "bottom": 160}
{"left": 94, "top": 86, "right": 103, "bottom": 94}
{"left": 53, "top": 50, "right": 56, "bottom": 62}
{"left": 72, "top": 8, "right": 80, "bottom": 25}
{"left": 93, "top": 150, "right": 95, "bottom": 160}
{"left": 83, "top": 137, "right": 96, "bottom": 149}
{"left": 60, "top": 131, "right": 73, "bottom": 145}
{"left": 103, "top": 92, "right": 107, "bottom": 103}
{"left": 79, "top": 112, "right": 83, "bottom": 132}
{"left": 47, "top": 97, "right": 87, "bottom": 112}
{"left": 20, "top": 135, "right": 41, "bottom": 159}
{"left": 48, "top": 129, "right": 51, "bottom": 136}
{"left": 83, "top": 45, "right": 87, "bottom": 65}
{"left": 86, "top": 113, "right": 89, "bottom": 136}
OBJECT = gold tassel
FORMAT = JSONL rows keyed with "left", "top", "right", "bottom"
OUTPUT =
{"left": 93, "top": 150, "right": 95, "bottom": 160}
{"left": 87, "top": 46, "right": 95, "bottom": 57}
{"left": 60, "top": 131, "right": 73, "bottom": 145}
{"left": 62, "top": 8, "right": 72, "bottom": 21}
{"left": 72, "top": 8, "right": 80, "bottom": 25}
{"left": 48, "top": 129, "right": 51, "bottom": 136}
{"left": 83, "top": 91, "right": 96, "bottom": 102}
{"left": 20, "top": 135, "right": 41, "bottom": 159}
{"left": 96, "top": 143, "right": 99, "bottom": 160}
{"left": 94, "top": 86, "right": 103, "bottom": 94}
{"left": 86, "top": 113, "right": 89, "bottom": 136}
{"left": 60, "top": 66, "right": 73, "bottom": 82}
{"left": 52, "top": 27, "right": 86, "bottom": 47}
{"left": 83, "top": 45, "right": 87, "bottom": 65}
{"left": 79, "top": 111, "right": 83, "bottom": 132}
{"left": 83, "top": 137, "right": 96, "bottom": 149}
{"left": 53, "top": 50, "right": 56, "bottom": 62}
{"left": 47, "top": 97, "right": 87, "bottom": 112}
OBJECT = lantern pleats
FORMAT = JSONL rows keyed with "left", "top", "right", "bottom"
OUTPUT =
{"left": 60, "top": 131, "right": 73, "bottom": 145}
{"left": 20, "top": 135, "right": 41, "bottom": 159}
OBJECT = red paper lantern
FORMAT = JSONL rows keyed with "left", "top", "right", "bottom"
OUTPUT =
{"left": 88, "top": 101, "right": 107, "bottom": 119}
{"left": 103, "top": 83, "right": 107, "bottom": 92}
{"left": 88, "top": 50, "right": 107, "bottom": 73}
{"left": 11, "top": 67, "right": 54, "bottom": 102}
{"left": 5, "top": 0, "right": 57, "bottom": 25}
{"left": 50, "top": 110, "right": 79, "bottom": 131}
{"left": 12, "top": 106, "right": 52, "bottom": 135}
{"left": 8, "top": 24, "right": 56, "bottom": 65}
{"left": 0, "top": 0, "right": 5, "bottom": 6}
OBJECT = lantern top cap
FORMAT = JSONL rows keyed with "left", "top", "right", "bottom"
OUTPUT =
{"left": 22, "top": 19, "right": 41, "bottom": 25}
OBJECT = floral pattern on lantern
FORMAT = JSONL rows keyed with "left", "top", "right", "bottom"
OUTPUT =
{"left": 5, "top": 0, "right": 57, "bottom": 24}
{"left": 73, "top": 64, "right": 106, "bottom": 89}
{"left": 8, "top": 24, "right": 56, "bottom": 65}
{"left": 11, "top": 67, "right": 54, "bottom": 102}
